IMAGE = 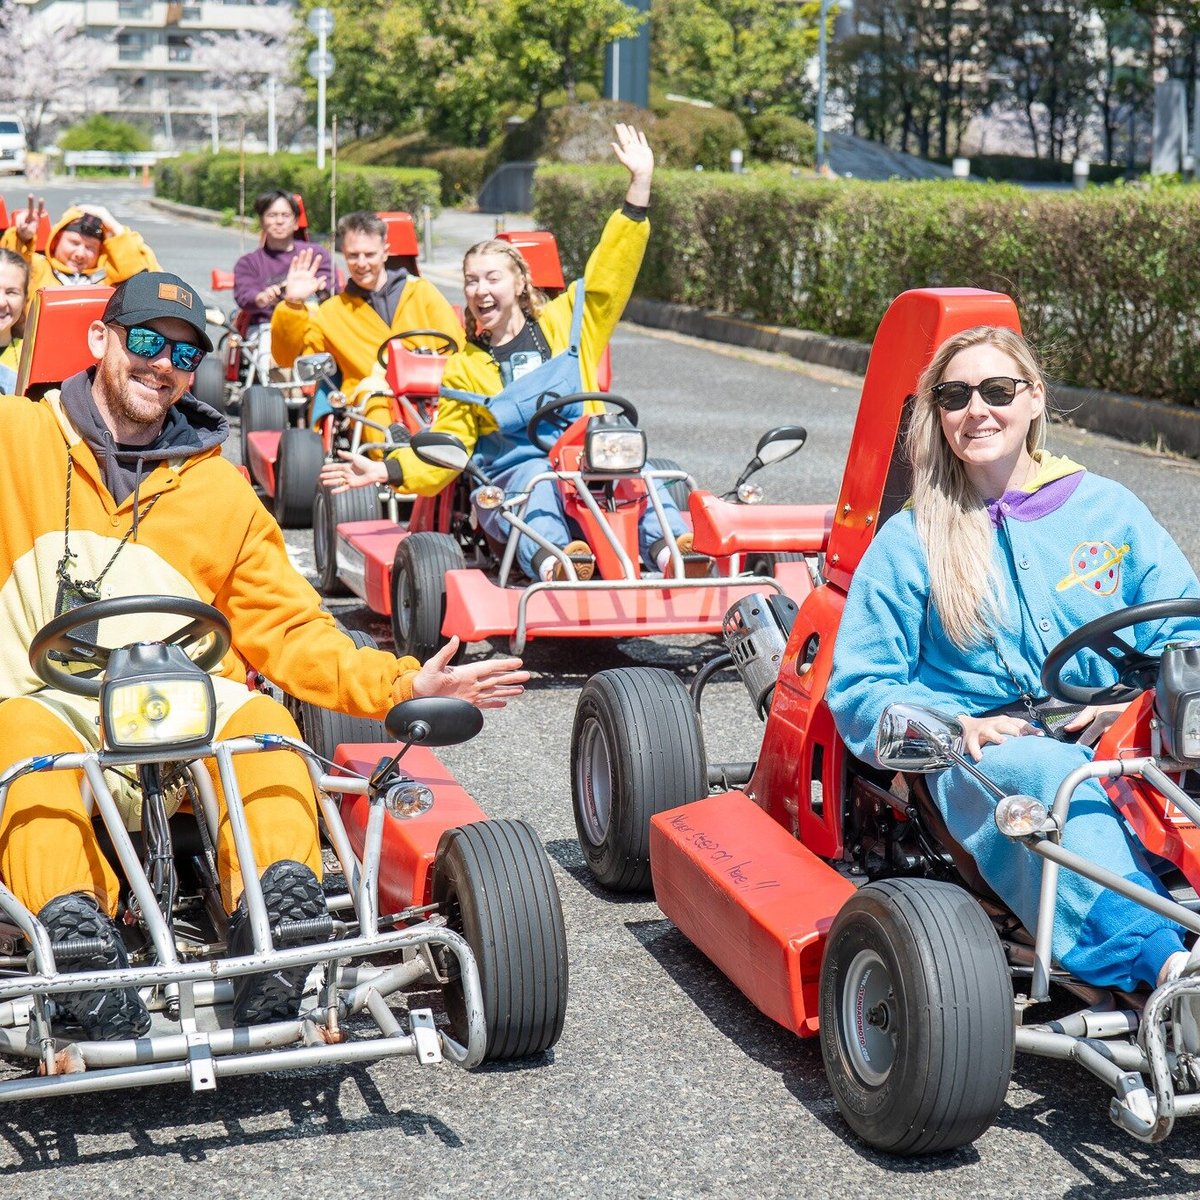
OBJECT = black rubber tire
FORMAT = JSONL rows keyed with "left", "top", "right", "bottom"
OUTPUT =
{"left": 646, "top": 456, "right": 692, "bottom": 513}
{"left": 570, "top": 667, "right": 707, "bottom": 893}
{"left": 240, "top": 384, "right": 287, "bottom": 467}
{"left": 314, "top": 480, "right": 380, "bottom": 595}
{"left": 390, "top": 532, "right": 465, "bottom": 661}
{"left": 293, "top": 630, "right": 390, "bottom": 761}
{"left": 818, "top": 878, "right": 1014, "bottom": 1156}
{"left": 273, "top": 428, "right": 325, "bottom": 528}
{"left": 191, "top": 353, "right": 228, "bottom": 415}
{"left": 432, "top": 819, "right": 568, "bottom": 1062}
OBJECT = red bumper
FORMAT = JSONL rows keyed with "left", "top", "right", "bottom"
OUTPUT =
{"left": 650, "top": 791, "right": 855, "bottom": 1037}
{"left": 246, "top": 430, "right": 281, "bottom": 496}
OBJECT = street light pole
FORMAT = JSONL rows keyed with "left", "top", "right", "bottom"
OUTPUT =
{"left": 815, "top": 0, "right": 833, "bottom": 174}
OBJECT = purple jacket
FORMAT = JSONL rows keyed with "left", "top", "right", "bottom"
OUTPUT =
{"left": 233, "top": 241, "right": 335, "bottom": 326}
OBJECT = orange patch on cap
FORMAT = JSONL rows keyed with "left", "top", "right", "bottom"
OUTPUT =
{"left": 157, "top": 284, "right": 193, "bottom": 307}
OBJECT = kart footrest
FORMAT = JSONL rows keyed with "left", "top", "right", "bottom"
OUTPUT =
{"left": 274, "top": 915, "right": 335, "bottom": 945}
{"left": 650, "top": 791, "right": 856, "bottom": 1038}
{"left": 51, "top": 937, "right": 111, "bottom": 963}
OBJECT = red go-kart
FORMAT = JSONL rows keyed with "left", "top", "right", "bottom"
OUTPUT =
{"left": 569, "top": 286, "right": 1200, "bottom": 1154}
{"left": 319, "top": 385, "right": 831, "bottom": 658}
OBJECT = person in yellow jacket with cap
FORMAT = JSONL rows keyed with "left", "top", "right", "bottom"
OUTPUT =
{"left": 0, "top": 270, "right": 526, "bottom": 1040}
{"left": 2, "top": 195, "right": 160, "bottom": 298}
{"left": 271, "top": 209, "right": 463, "bottom": 440}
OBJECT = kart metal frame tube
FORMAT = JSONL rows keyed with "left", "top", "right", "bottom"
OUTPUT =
{"left": 213, "top": 741, "right": 270, "bottom": 953}
{"left": 1028, "top": 756, "right": 1188, "bottom": 1000}
{"left": 0, "top": 1035, "right": 431, "bottom": 1102}
{"left": 1132, "top": 973, "right": 1200, "bottom": 1142}
{"left": 1015, "top": 1026, "right": 1152, "bottom": 1075}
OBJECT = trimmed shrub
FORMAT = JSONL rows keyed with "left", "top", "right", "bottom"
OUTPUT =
{"left": 59, "top": 115, "right": 151, "bottom": 153}
{"left": 653, "top": 104, "right": 746, "bottom": 172}
{"left": 422, "top": 147, "right": 490, "bottom": 206}
{"left": 747, "top": 112, "right": 815, "bottom": 168}
{"left": 155, "top": 153, "right": 441, "bottom": 231}
{"left": 534, "top": 165, "right": 1200, "bottom": 404}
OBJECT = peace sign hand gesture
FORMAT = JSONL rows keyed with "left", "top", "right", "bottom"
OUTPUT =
{"left": 13, "top": 194, "right": 46, "bottom": 245}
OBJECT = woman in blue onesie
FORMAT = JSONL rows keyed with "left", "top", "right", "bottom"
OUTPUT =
{"left": 826, "top": 325, "right": 1200, "bottom": 992}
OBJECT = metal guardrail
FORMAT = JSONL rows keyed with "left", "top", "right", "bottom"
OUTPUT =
{"left": 63, "top": 150, "right": 176, "bottom": 177}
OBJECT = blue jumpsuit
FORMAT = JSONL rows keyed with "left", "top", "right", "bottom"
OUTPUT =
{"left": 826, "top": 453, "right": 1200, "bottom": 991}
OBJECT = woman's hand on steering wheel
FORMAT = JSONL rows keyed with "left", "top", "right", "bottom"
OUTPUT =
{"left": 1059, "top": 702, "right": 1131, "bottom": 747}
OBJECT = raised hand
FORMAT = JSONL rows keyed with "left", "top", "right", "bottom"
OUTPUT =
{"left": 74, "top": 203, "right": 122, "bottom": 236}
{"left": 318, "top": 449, "right": 389, "bottom": 493}
{"left": 283, "top": 246, "right": 327, "bottom": 305}
{"left": 410, "top": 637, "right": 529, "bottom": 710}
{"left": 611, "top": 123, "right": 654, "bottom": 206}
{"left": 13, "top": 193, "right": 46, "bottom": 244}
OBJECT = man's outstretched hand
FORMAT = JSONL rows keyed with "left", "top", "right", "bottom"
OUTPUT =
{"left": 411, "top": 637, "right": 529, "bottom": 709}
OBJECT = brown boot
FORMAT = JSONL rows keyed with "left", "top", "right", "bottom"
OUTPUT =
{"left": 665, "top": 532, "right": 712, "bottom": 579}
{"left": 551, "top": 540, "right": 595, "bottom": 582}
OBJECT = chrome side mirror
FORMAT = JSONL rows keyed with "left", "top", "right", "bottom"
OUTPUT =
{"left": 294, "top": 352, "right": 337, "bottom": 383}
{"left": 875, "top": 703, "right": 964, "bottom": 772}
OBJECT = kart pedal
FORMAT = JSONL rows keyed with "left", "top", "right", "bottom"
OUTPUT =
{"left": 410, "top": 1008, "right": 442, "bottom": 1064}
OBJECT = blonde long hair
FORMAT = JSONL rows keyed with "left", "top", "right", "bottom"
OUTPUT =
{"left": 905, "top": 325, "right": 1047, "bottom": 649}
{"left": 462, "top": 240, "right": 548, "bottom": 347}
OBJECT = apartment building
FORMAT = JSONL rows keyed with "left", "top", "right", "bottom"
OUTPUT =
{"left": 14, "top": 0, "right": 295, "bottom": 145}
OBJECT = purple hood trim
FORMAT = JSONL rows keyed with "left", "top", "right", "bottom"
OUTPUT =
{"left": 986, "top": 471, "right": 1084, "bottom": 528}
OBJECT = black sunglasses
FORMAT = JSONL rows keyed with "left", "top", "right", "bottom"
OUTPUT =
{"left": 120, "top": 324, "right": 206, "bottom": 372}
{"left": 931, "top": 376, "right": 1032, "bottom": 412}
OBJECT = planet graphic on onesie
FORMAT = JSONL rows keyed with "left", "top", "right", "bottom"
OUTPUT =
{"left": 1056, "top": 541, "right": 1130, "bottom": 595}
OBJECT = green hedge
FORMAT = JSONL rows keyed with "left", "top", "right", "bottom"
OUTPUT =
{"left": 155, "top": 153, "right": 441, "bottom": 233}
{"left": 534, "top": 166, "right": 1200, "bottom": 405}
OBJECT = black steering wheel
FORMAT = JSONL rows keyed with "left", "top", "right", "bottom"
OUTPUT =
{"left": 376, "top": 329, "right": 460, "bottom": 366}
{"left": 29, "top": 595, "right": 232, "bottom": 699}
{"left": 525, "top": 392, "right": 639, "bottom": 454}
{"left": 1040, "top": 597, "right": 1200, "bottom": 705}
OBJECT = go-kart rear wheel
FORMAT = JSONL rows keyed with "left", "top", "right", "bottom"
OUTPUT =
{"left": 646, "top": 456, "right": 692, "bottom": 512}
{"left": 432, "top": 819, "right": 568, "bottom": 1061}
{"left": 191, "top": 353, "right": 228, "bottom": 415}
{"left": 292, "top": 630, "right": 390, "bottom": 759}
{"left": 818, "top": 878, "right": 1014, "bottom": 1156}
{"left": 240, "top": 384, "right": 287, "bottom": 467}
{"left": 571, "top": 668, "right": 707, "bottom": 893}
{"left": 273, "top": 428, "right": 324, "bottom": 528}
{"left": 391, "top": 533, "right": 465, "bottom": 661}
{"left": 314, "top": 480, "right": 380, "bottom": 595}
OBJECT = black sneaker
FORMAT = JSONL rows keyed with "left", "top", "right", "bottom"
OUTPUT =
{"left": 38, "top": 893, "right": 151, "bottom": 1041}
{"left": 228, "top": 860, "right": 327, "bottom": 1024}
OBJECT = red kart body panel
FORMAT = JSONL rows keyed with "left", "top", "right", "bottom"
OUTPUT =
{"left": 333, "top": 742, "right": 487, "bottom": 911}
{"left": 689, "top": 493, "right": 834, "bottom": 558}
{"left": 650, "top": 792, "right": 855, "bottom": 1037}
{"left": 335, "top": 519, "right": 410, "bottom": 612}
{"left": 16, "top": 285, "right": 110, "bottom": 396}
{"left": 441, "top": 567, "right": 811, "bottom": 643}
{"left": 246, "top": 430, "right": 281, "bottom": 496}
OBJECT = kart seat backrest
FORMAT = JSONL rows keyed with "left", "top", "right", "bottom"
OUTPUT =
{"left": 15, "top": 285, "right": 111, "bottom": 399}
{"left": 0, "top": 196, "right": 7, "bottom": 230}
{"left": 385, "top": 344, "right": 447, "bottom": 400}
{"left": 34, "top": 209, "right": 51, "bottom": 254}
{"left": 211, "top": 268, "right": 234, "bottom": 291}
{"left": 377, "top": 211, "right": 420, "bottom": 276}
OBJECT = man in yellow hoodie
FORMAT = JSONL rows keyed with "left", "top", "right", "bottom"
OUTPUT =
{"left": 0, "top": 270, "right": 526, "bottom": 1039}
{"left": 2, "top": 195, "right": 160, "bottom": 296}
{"left": 270, "top": 210, "right": 463, "bottom": 436}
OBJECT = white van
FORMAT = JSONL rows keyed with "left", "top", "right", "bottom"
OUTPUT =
{"left": 0, "top": 115, "right": 28, "bottom": 176}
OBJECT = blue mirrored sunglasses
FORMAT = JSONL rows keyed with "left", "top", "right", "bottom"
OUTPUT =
{"left": 121, "top": 324, "right": 206, "bottom": 372}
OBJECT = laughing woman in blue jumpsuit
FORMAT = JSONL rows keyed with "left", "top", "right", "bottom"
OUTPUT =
{"left": 320, "top": 124, "right": 692, "bottom": 582}
{"left": 826, "top": 325, "right": 1200, "bottom": 993}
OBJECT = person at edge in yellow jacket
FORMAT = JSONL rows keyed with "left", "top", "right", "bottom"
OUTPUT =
{"left": 2, "top": 195, "right": 160, "bottom": 303}
{"left": 0, "top": 270, "right": 526, "bottom": 1040}
{"left": 270, "top": 209, "right": 464, "bottom": 442}
{"left": 0, "top": 248, "right": 27, "bottom": 393}
{"left": 319, "top": 124, "right": 696, "bottom": 583}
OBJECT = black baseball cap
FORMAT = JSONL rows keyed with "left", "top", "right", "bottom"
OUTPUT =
{"left": 102, "top": 270, "right": 214, "bottom": 352}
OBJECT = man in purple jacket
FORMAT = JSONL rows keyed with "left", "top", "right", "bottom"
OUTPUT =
{"left": 233, "top": 190, "right": 334, "bottom": 377}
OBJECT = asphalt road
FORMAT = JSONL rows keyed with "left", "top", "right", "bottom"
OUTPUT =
{"left": 5, "top": 179, "right": 1200, "bottom": 1198}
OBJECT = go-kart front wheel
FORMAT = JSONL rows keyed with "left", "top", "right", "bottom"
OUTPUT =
{"left": 314, "top": 480, "right": 380, "bottom": 595}
{"left": 571, "top": 668, "right": 707, "bottom": 893}
{"left": 432, "top": 819, "right": 568, "bottom": 1061}
{"left": 818, "top": 878, "right": 1014, "bottom": 1156}
{"left": 273, "top": 428, "right": 324, "bottom": 528}
{"left": 239, "top": 384, "right": 286, "bottom": 467}
{"left": 390, "top": 533, "right": 464, "bottom": 661}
